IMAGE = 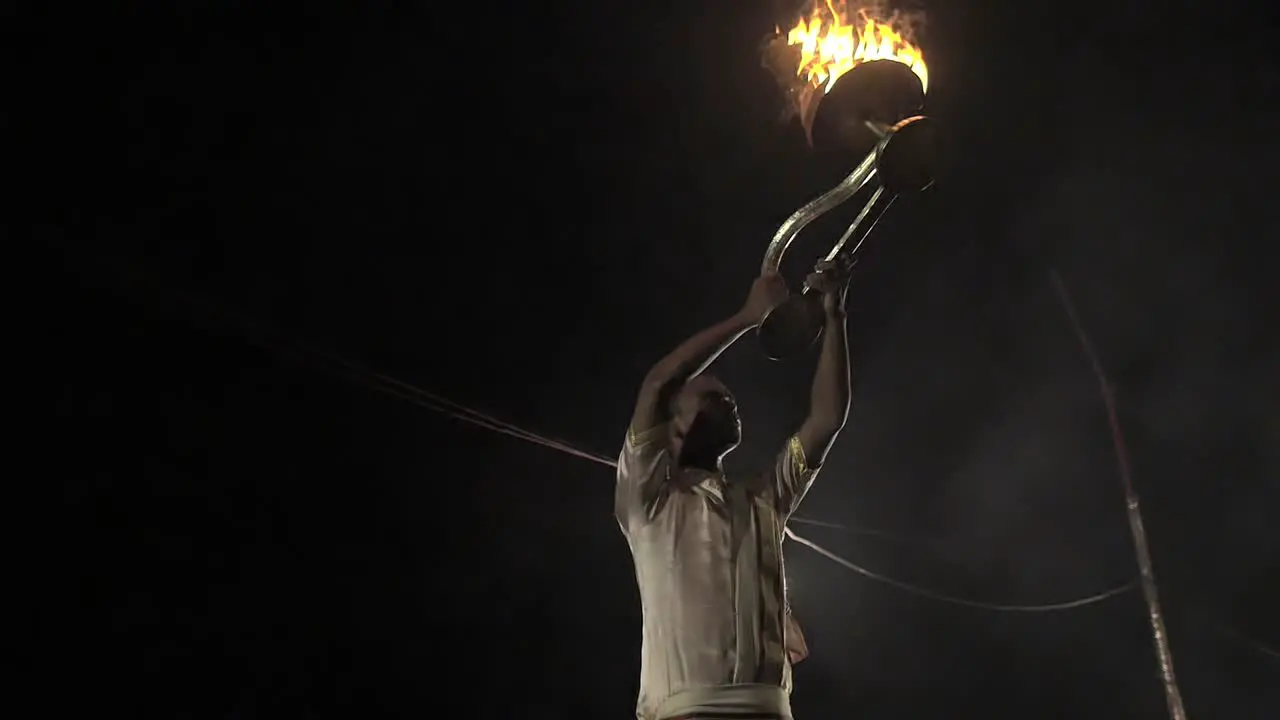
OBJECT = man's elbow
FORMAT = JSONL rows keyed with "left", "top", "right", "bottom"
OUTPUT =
{"left": 635, "top": 372, "right": 682, "bottom": 425}
{"left": 642, "top": 364, "right": 690, "bottom": 397}
{"left": 640, "top": 371, "right": 674, "bottom": 401}
{"left": 812, "top": 401, "right": 850, "bottom": 433}
{"left": 816, "top": 416, "right": 848, "bottom": 444}
{"left": 798, "top": 412, "right": 846, "bottom": 459}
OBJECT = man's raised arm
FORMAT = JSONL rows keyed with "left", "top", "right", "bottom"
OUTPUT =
{"left": 794, "top": 263, "right": 853, "bottom": 466}
{"left": 631, "top": 273, "right": 788, "bottom": 432}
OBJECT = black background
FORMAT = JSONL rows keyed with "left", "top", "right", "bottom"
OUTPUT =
{"left": 33, "top": 0, "right": 1279, "bottom": 717}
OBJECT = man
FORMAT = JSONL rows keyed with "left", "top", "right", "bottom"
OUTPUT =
{"left": 616, "top": 262, "right": 853, "bottom": 720}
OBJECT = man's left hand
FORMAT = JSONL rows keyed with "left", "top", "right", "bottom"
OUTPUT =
{"left": 805, "top": 259, "right": 850, "bottom": 313}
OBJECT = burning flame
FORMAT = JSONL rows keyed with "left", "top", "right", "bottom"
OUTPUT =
{"left": 786, "top": 1, "right": 928, "bottom": 96}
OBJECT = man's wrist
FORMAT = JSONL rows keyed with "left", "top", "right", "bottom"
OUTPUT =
{"left": 730, "top": 309, "right": 761, "bottom": 329}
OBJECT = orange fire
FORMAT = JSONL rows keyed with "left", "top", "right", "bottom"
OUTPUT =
{"left": 785, "top": 1, "right": 928, "bottom": 96}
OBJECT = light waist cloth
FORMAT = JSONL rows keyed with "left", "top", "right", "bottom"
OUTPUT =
{"left": 654, "top": 684, "right": 793, "bottom": 720}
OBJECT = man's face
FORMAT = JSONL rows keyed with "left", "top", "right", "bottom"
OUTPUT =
{"left": 672, "top": 375, "right": 741, "bottom": 456}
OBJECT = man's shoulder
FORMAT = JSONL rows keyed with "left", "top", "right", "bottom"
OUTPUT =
{"left": 626, "top": 422, "right": 668, "bottom": 449}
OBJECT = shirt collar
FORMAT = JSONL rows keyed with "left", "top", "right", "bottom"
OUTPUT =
{"left": 671, "top": 464, "right": 727, "bottom": 505}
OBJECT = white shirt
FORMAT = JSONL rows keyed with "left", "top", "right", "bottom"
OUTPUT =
{"left": 616, "top": 424, "right": 819, "bottom": 720}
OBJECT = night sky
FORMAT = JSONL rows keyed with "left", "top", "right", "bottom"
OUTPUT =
{"left": 38, "top": 0, "right": 1278, "bottom": 717}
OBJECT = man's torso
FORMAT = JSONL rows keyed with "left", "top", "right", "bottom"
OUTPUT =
{"left": 617, "top": 427, "right": 812, "bottom": 720}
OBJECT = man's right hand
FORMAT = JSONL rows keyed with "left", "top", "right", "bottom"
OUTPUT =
{"left": 740, "top": 272, "right": 789, "bottom": 325}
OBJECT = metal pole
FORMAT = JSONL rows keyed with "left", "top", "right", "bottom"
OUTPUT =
{"left": 1051, "top": 272, "right": 1189, "bottom": 720}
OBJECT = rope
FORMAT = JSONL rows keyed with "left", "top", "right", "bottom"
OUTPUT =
{"left": 785, "top": 527, "right": 1137, "bottom": 611}
{"left": 788, "top": 515, "right": 947, "bottom": 552}
{"left": 1213, "top": 623, "right": 1280, "bottom": 663}
{"left": 297, "top": 340, "right": 1144, "bottom": 613}
{"left": 76, "top": 254, "right": 1276, "bottom": 653}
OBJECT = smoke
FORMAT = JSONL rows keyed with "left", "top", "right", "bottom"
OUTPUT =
{"left": 939, "top": 77, "right": 1280, "bottom": 640}
{"left": 854, "top": 0, "right": 929, "bottom": 43}
{"left": 759, "top": 25, "right": 807, "bottom": 122}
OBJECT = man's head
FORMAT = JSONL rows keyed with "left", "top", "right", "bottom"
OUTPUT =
{"left": 668, "top": 374, "right": 741, "bottom": 467}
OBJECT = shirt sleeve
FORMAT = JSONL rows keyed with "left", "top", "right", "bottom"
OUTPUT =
{"left": 614, "top": 423, "right": 669, "bottom": 530}
{"left": 772, "top": 434, "right": 820, "bottom": 518}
